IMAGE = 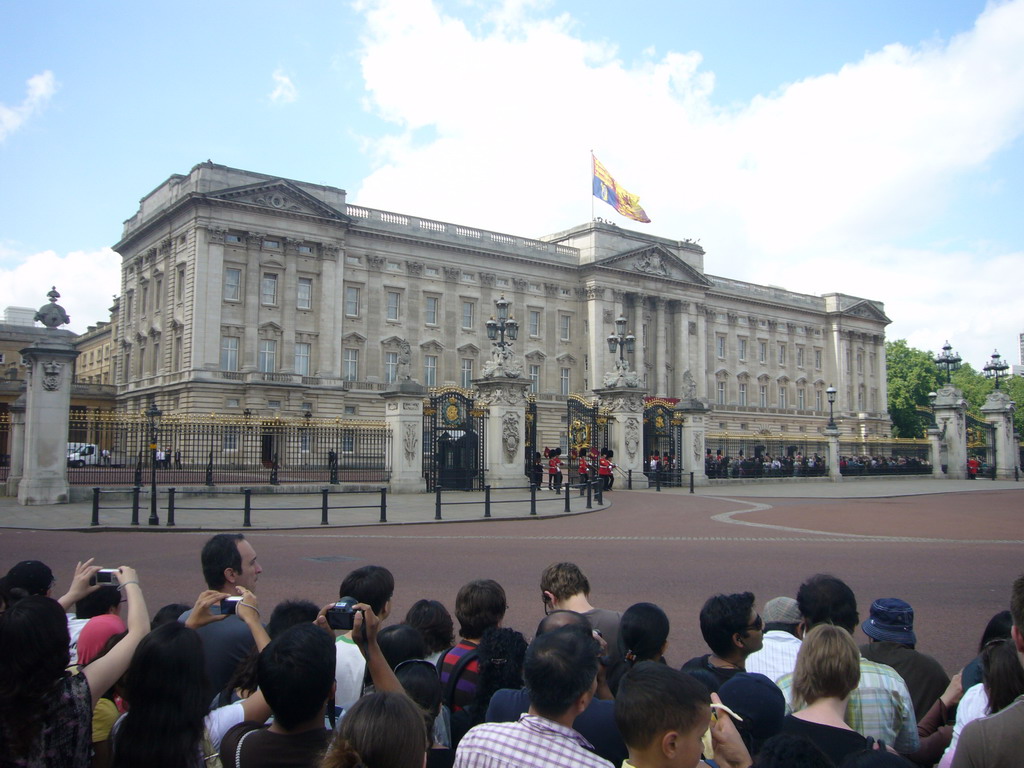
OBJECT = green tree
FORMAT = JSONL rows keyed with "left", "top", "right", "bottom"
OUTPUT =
{"left": 885, "top": 340, "right": 941, "bottom": 437}
{"left": 1002, "top": 375, "right": 1024, "bottom": 437}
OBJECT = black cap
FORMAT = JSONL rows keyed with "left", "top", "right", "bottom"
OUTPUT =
{"left": 4, "top": 560, "right": 55, "bottom": 595}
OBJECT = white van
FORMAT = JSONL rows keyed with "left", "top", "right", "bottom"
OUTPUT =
{"left": 67, "top": 443, "right": 100, "bottom": 467}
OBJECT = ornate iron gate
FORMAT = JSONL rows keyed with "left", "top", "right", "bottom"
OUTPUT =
{"left": 643, "top": 400, "right": 684, "bottom": 485}
{"left": 566, "top": 394, "right": 608, "bottom": 486}
{"left": 423, "top": 387, "right": 486, "bottom": 491}
{"left": 966, "top": 412, "right": 996, "bottom": 479}
{"left": 524, "top": 396, "right": 537, "bottom": 480}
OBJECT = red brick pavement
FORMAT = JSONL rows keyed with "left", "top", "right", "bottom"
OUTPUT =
{"left": 2, "top": 488, "right": 1020, "bottom": 675}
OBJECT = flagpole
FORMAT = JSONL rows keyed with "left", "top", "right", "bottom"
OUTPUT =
{"left": 590, "top": 150, "right": 594, "bottom": 222}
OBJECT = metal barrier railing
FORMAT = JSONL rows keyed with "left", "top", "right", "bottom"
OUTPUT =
{"left": 90, "top": 486, "right": 388, "bottom": 528}
{"left": 431, "top": 479, "right": 605, "bottom": 520}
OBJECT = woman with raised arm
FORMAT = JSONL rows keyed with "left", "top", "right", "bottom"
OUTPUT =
{"left": 111, "top": 587, "right": 271, "bottom": 768}
{"left": 0, "top": 563, "right": 149, "bottom": 768}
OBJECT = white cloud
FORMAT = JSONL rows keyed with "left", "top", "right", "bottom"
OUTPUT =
{"left": 0, "top": 71, "right": 58, "bottom": 142}
{"left": 0, "top": 248, "right": 121, "bottom": 333}
{"left": 349, "top": 0, "right": 1024, "bottom": 367}
{"left": 269, "top": 69, "right": 298, "bottom": 104}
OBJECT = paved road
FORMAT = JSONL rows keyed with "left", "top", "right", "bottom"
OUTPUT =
{"left": 1, "top": 478, "right": 1021, "bottom": 678}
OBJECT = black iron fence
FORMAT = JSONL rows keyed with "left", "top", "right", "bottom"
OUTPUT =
{"left": 704, "top": 433, "right": 829, "bottom": 479}
{"left": 837, "top": 439, "right": 931, "bottom": 476}
{"left": 64, "top": 412, "right": 390, "bottom": 487}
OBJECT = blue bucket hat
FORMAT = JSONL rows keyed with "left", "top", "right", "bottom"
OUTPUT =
{"left": 862, "top": 598, "right": 916, "bottom": 645}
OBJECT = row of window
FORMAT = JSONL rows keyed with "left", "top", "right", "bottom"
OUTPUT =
{"left": 716, "top": 337, "right": 825, "bottom": 369}
{"left": 713, "top": 382, "right": 879, "bottom": 411}
{"left": 125, "top": 266, "right": 188, "bottom": 323}
{"left": 223, "top": 269, "right": 314, "bottom": 310}
{"left": 344, "top": 287, "right": 573, "bottom": 339}
{"left": 220, "top": 337, "right": 576, "bottom": 392}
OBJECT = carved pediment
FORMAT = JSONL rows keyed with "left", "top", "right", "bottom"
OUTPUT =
{"left": 524, "top": 350, "right": 547, "bottom": 362}
{"left": 836, "top": 300, "right": 891, "bottom": 324}
{"left": 208, "top": 180, "right": 349, "bottom": 221}
{"left": 457, "top": 343, "right": 481, "bottom": 356}
{"left": 259, "top": 322, "right": 283, "bottom": 335}
{"left": 714, "top": 367, "right": 730, "bottom": 379}
{"left": 420, "top": 340, "right": 445, "bottom": 353}
{"left": 342, "top": 332, "right": 366, "bottom": 345}
{"left": 593, "top": 245, "right": 712, "bottom": 287}
{"left": 556, "top": 353, "right": 578, "bottom": 366}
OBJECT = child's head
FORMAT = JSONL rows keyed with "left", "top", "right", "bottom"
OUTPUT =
{"left": 615, "top": 661, "right": 711, "bottom": 768}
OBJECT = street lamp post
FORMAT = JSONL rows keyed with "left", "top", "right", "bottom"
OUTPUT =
{"left": 147, "top": 398, "right": 162, "bottom": 526}
{"left": 933, "top": 341, "right": 962, "bottom": 384}
{"left": 983, "top": 350, "right": 1009, "bottom": 389}
{"left": 482, "top": 294, "right": 521, "bottom": 378}
{"left": 602, "top": 315, "right": 638, "bottom": 388}
{"left": 826, "top": 385, "right": 837, "bottom": 430}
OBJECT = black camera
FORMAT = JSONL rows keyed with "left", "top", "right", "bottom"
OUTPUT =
{"left": 90, "top": 568, "right": 119, "bottom": 586}
{"left": 220, "top": 596, "right": 243, "bottom": 614}
{"left": 327, "top": 596, "right": 360, "bottom": 630}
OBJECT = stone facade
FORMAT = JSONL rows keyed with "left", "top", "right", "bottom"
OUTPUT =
{"left": 111, "top": 162, "right": 891, "bottom": 447}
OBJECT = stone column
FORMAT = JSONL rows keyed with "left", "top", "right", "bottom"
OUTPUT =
{"left": 654, "top": 297, "right": 668, "bottom": 396}
{"left": 824, "top": 426, "right": 842, "bottom": 482}
{"left": 5, "top": 395, "right": 26, "bottom": 496}
{"left": 380, "top": 379, "right": 428, "bottom": 493}
{"left": 593, "top": 385, "right": 648, "bottom": 489}
{"left": 675, "top": 398, "right": 710, "bottom": 486}
{"left": 19, "top": 335, "right": 80, "bottom": 505}
{"left": 981, "top": 390, "right": 1018, "bottom": 480}
{"left": 926, "top": 426, "right": 945, "bottom": 478}
{"left": 474, "top": 376, "right": 531, "bottom": 488}
{"left": 931, "top": 386, "right": 968, "bottom": 479}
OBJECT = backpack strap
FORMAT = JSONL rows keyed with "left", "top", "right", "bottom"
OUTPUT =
{"left": 443, "top": 647, "right": 480, "bottom": 710}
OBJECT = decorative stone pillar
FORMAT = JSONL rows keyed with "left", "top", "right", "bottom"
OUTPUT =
{"left": 824, "top": 426, "right": 842, "bottom": 482}
{"left": 474, "top": 376, "right": 531, "bottom": 488}
{"left": 19, "top": 289, "right": 80, "bottom": 505}
{"left": 674, "top": 396, "right": 710, "bottom": 486}
{"left": 926, "top": 425, "right": 945, "bottom": 478}
{"left": 981, "top": 390, "right": 1018, "bottom": 480}
{"left": 380, "top": 378, "right": 428, "bottom": 493}
{"left": 931, "top": 386, "right": 968, "bottom": 479}
{"left": 593, "top": 385, "right": 648, "bottom": 489}
{"left": 5, "top": 395, "right": 26, "bottom": 496}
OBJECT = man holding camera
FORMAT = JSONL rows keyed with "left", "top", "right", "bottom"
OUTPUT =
{"left": 331, "top": 565, "right": 394, "bottom": 714}
{"left": 179, "top": 533, "right": 263, "bottom": 703}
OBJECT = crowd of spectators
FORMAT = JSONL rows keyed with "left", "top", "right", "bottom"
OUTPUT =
{"left": 1, "top": 545, "right": 1022, "bottom": 768}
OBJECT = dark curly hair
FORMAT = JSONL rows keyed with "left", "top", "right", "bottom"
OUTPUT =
{"left": 405, "top": 599, "right": 455, "bottom": 654}
{"left": 0, "top": 596, "right": 71, "bottom": 758}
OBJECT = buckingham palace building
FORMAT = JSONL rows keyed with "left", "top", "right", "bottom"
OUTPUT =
{"left": 110, "top": 162, "right": 891, "bottom": 448}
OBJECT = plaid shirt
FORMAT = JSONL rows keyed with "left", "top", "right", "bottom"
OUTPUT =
{"left": 778, "top": 657, "right": 920, "bottom": 753}
{"left": 454, "top": 713, "right": 614, "bottom": 768}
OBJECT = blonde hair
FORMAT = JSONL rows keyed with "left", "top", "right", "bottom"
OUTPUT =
{"left": 791, "top": 624, "right": 860, "bottom": 710}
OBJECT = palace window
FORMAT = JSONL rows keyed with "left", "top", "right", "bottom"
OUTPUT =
{"left": 461, "top": 359, "right": 474, "bottom": 388}
{"left": 345, "top": 286, "right": 360, "bottom": 317}
{"left": 560, "top": 314, "right": 571, "bottom": 341}
{"left": 294, "top": 343, "right": 311, "bottom": 376}
{"left": 529, "top": 310, "right": 541, "bottom": 337}
{"left": 258, "top": 340, "right": 277, "bottom": 372}
{"left": 261, "top": 273, "right": 278, "bottom": 306}
{"left": 342, "top": 349, "right": 358, "bottom": 381}
{"left": 425, "top": 296, "right": 439, "bottom": 325}
{"left": 716, "top": 335, "right": 726, "bottom": 358}
{"left": 220, "top": 336, "right": 239, "bottom": 371}
{"left": 424, "top": 355, "right": 437, "bottom": 387}
{"left": 560, "top": 367, "right": 571, "bottom": 395}
{"left": 462, "top": 301, "right": 475, "bottom": 329}
{"left": 386, "top": 291, "right": 401, "bottom": 321}
{"left": 529, "top": 364, "right": 540, "bottom": 393}
{"left": 738, "top": 338, "right": 747, "bottom": 361}
{"left": 385, "top": 351, "right": 398, "bottom": 383}
{"left": 297, "top": 278, "right": 312, "bottom": 310}
{"left": 738, "top": 383, "right": 747, "bottom": 406}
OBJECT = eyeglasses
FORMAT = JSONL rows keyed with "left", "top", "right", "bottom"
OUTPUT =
{"left": 742, "top": 614, "right": 764, "bottom": 634}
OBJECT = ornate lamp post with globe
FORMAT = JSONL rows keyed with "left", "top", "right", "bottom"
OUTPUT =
{"left": 934, "top": 341, "right": 962, "bottom": 385}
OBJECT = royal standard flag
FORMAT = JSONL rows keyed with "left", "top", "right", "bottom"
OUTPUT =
{"left": 592, "top": 155, "right": 651, "bottom": 223}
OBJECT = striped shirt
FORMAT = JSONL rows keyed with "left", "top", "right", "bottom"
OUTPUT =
{"left": 454, "top": 714, "right": 613, "bottom": 768}
{"left": 778, "top": 657, "right": 920, "bottom": 753}
{"left": 745, "top": 630, "right": 802, "bottom": 684}
{"left": 440, "top": 640, "right": 480, "bottom": 711}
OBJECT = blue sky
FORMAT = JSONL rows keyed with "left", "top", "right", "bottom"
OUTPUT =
{"left": 2, "top": 0, "right": 1022, "bottom": 371}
